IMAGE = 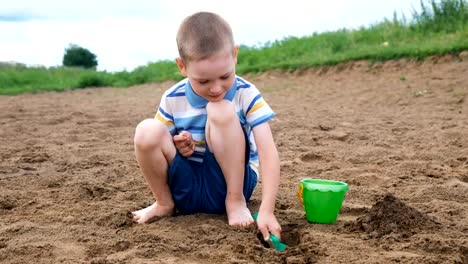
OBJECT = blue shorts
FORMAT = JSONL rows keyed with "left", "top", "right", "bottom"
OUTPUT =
{"left": 167, "top": 137, "right": 258, "bottom": 215}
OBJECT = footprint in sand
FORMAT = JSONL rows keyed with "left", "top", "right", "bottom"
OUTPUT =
{"left": 300, "top": 152, "right": 322, "bottom": 163}
{"left": 339, "top": 202, "right": 370, "bottom": 221}
{"left": 458, "top": 175, "right": 468, "bottom": 183}
{"left": 445, "top": 176, "right": 468, "bottom": 188}
{"left": 348, "top": 172, "right": 391, "bottom": 187}
{"left": 19, "top": 149, "right": 50, "bottom": 163}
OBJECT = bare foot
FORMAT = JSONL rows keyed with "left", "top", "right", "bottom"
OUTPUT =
{"left": 226, "top": 197, "right": 254, "bottom": 227}
{"left": 132, "top": 202, "right": 174, "bottom": 224}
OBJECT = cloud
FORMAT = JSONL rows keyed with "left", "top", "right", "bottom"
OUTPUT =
{"left": 0, "top": 10, "right": 44, "bottom": 22}
{"left": 0, "top": 0, "right": 163, "bottom": 22}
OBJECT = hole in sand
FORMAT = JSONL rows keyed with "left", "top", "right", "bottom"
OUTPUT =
{"left": 256, "top": 224, "right": 300, "bottom": 249}
{"left": 256, "top": 232, "right": 271, "bottom": 248}
{"left": 281, "top": 224, "right": 300, "bottom": 246}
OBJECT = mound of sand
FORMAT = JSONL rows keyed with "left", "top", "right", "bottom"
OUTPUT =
{"left": 346, "top": 194, "right": 438, "bottom": 238}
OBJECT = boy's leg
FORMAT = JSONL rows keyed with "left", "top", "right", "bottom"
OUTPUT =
{"left": 132, "top": 118, "right": 176, "bottom": 223}
{"left": 205, "top": 100, "right": 254, "bottom": 227}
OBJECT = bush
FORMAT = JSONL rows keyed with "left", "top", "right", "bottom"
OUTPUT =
{"left": 76, "top": 73, "right": 110, "bottom": 88}
{"left": 63, "top": 44, "right": 98, "bottom": 69}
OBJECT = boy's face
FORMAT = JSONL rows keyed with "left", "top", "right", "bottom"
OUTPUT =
{"left": 176, "top": 47, "right": 238, "bottom": 102}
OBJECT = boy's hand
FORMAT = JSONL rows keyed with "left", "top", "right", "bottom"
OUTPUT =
{"left": 173, "top": 131, "right": 195, "bottom": 157}
{"left": 256, "top": 211, "right": 282, "bottom": 241}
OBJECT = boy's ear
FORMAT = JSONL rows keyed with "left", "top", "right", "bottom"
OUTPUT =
{"left": 175, "top": 57, "right": 187, "bottom": 76}
{"left": 233, "top": 46, "right": 239, "bottom": 64}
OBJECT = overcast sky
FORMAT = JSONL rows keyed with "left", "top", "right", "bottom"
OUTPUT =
{"left": 0, "top": 0, "right": 422, "bottom": 72}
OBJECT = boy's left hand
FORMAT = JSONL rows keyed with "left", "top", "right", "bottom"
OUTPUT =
{"left": 173, "top": 131, "right": 195, "bottom": 157}
{"left": 256, "top": 211, "right": 282, "bottom": 241}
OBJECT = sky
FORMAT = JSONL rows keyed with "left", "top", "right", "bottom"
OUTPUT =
{"left": 0, "top": 0, "right": 423, "bottom": 72}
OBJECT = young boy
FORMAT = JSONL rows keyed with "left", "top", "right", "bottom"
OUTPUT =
{"left": 132, "top": 12, "right": 281, "bottom": 240}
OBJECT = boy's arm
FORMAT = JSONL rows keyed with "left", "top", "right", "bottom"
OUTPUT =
{"left": 252, "top": 122, "right": 282, "bottom": 240}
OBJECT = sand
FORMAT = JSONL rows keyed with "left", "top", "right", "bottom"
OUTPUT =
{"left": 1, "top": 54, "right": 467, "bottom": 263}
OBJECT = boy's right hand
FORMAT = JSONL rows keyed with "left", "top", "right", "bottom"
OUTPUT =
{"left": 257, "top": 211, "right": 282, "bottom": 241}
{"left": 173, "top": 131, "right": 195, "bottom": 157}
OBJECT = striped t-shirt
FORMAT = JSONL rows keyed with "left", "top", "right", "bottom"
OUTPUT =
{"left": 155, "top": 76, "right": 275, "bottom": 175}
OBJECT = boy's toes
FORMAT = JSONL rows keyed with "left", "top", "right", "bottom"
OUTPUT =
{"left": 230, "top": 218, "right": 254, "bottom": 228}
{"left": 132, "top": 213, "right": 140, "bottom": 221}
{"left": 242, "top": 219, "right": 254, "bottom": 227}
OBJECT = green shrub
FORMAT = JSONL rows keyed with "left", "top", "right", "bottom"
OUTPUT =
{"left": 63, "top": 44, "right": 98, "bottom": 69}
{"left": 76, "top": 73, "right": 110, "bottom": 88}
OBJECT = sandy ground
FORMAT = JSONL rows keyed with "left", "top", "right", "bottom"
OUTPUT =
{"left": 1, "top": 54, "right": 467, "bottom": 263}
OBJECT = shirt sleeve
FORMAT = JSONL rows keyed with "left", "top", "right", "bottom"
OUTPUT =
{"left": 242, "top": 84, "right": 275, "bottom": 128}
{"left": 154, "top": 93, "right": 176, "bottom": 135}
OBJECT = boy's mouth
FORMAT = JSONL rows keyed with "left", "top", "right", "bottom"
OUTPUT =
{"left": 209, "top": 93, "right": 224, "bottom": 100}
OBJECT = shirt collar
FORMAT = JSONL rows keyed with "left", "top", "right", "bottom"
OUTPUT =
{"left": 185, "top": 78, "right": 237, "bottom": 108}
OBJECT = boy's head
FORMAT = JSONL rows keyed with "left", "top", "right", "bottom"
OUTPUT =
{"left": 176, "top": 12, "right": 235, "bottom": 64}
{"left": 175, "top": 12, "right": 239, "bottom": 102}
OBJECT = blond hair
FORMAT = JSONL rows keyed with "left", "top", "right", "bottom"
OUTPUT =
{"left": 176, "top": 12, "right": 234, "bottom": 63}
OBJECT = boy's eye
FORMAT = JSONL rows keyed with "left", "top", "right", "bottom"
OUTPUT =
{"left": 221, "top": 73, "right": 232, "bottom": 80}
{"left": 198, "top": 80, "right": 208, "bottom": 84}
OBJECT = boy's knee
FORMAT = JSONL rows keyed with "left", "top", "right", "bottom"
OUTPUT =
{"left": 206, "top": 100, "right": 237, "bottom": 125}
{"left": 134, "top": 119, "right": 168, "bottom": 151}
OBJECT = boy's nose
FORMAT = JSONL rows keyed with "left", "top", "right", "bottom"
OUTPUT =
{"left": 210, "top": 82, "right": 223, "bottom": 94}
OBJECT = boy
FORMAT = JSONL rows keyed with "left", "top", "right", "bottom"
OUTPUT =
{"left": 132, "top": 12, "right": 281, "bottom": 240}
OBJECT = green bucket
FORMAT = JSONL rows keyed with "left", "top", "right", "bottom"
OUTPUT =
{"left": 298, "top": 178, "right": 349, "bottom": 224}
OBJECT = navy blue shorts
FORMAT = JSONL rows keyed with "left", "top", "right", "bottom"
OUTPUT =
{"left": 167, "top": 137, "right": 258, "bottom": 215}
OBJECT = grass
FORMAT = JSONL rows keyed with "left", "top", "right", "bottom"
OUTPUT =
{"left": 1, "top": 0, "right": 467, "bottom": 95}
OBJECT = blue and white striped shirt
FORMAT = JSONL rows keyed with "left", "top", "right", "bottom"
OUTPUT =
{"left": 155, "top": 76, "right": 275, "bottom": 175}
